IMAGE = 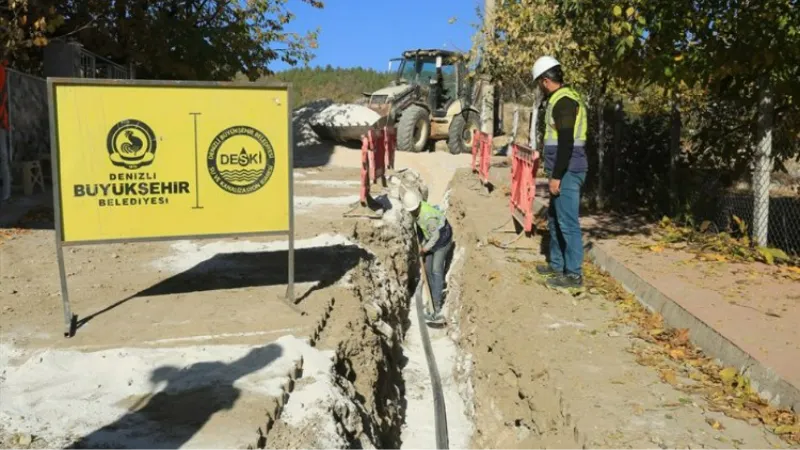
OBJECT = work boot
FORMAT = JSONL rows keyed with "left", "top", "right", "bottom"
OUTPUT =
{"left": 546, "top": 274, "right": 583, "bottom": 289}
{"left": 536, "top": 264, "right": 560, "bottom": 276}
{"left": 425, "top": 310, "right": 446, "bottom": 325}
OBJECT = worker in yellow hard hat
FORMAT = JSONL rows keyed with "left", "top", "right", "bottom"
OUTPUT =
{"left": 531, "top": 56, "right": 588, "bottom": 289}
{"left": 402, "top": 189, "right": 453, "bottom": 325}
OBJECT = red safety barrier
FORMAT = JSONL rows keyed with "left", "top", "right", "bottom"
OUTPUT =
{"left": 471, "top": 130, "right": 491, "bottom": 186}
{"left": 508, "top": 142, "right": 541, "bottom": 233}
{"left": 383, "top": 126, "right": 396, "bottom": 170}
{"left": 358, "top": 127, "right": 394, "bottom": 206}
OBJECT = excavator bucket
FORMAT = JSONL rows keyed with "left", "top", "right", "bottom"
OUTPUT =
{"left": 309, "top": 103, "right": 386, "bottom": 143}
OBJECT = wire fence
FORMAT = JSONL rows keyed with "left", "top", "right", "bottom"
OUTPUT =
{"left": 587, "top": 104, "right": 800, "bottom": 256}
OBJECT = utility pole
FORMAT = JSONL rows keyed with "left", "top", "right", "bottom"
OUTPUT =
{"left": 481, "top": 0, "right": 496, "bottom": 136}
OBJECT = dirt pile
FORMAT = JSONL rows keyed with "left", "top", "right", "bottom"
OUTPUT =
{"left": 443, "top": 166, "right": 794, "bottom": 449}
{"left": 443, "top": 172, "right": 581, "bottom": 448}
{"left": 263, "top": 173, "right": 423, "bottom": 449}
{"left": 292, "top": 99, "right": 334, "bottom": 148}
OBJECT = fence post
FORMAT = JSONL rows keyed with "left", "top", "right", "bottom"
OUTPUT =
{"left": 529, "top": 89, "right": 542, "bottom": 148}
{"left": 753, "top": 74, "right": 773, "bottom": 247}
{"left": 596, "top": 97, "right": 606, "bottom": 208}
{"left": 0, "top": 129, "right": 10, "bottom": 201}
{"left": 511, "top": 91, "right": 520, "bottom": 142}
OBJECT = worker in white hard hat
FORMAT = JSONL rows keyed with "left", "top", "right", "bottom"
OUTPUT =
{"left": 402, "top": 189, "right": 453, "bottom": 324}
{"left": 531, "top": 56, "right": 588, "bottom": 289}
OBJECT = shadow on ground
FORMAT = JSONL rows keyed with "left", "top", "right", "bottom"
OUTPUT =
{"left": 581, "top": 213, "right": 654, "bottom": 240}
{"left": 69, "top": 343, "right": 284, "bottom": 449}
{"left": 293, "top": 141, "right": 361, "bottom": 169}
{"left": 75, "top": 244, "right": 371, "bottom": 331}
{"left": 0, "top": 192, "right": 54, "bottom": 230}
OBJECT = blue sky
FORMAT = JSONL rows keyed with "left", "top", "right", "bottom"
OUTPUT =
{"left": 273, "top": 0, "right": 483, "bottom": 72}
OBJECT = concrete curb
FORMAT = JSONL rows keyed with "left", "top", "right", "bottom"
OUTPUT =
{"left": 587, "top": 242, "right": 800, "bottom": 414}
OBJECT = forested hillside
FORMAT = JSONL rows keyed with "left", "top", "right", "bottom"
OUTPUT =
{"left": 265, "top": 66, "right": 394, "bottom": 107}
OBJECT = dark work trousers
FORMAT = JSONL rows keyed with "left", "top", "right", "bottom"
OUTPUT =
{"left": 547, "top": 171, "right": 586, "bottom": 276}
{"left": 420, "top": 221, "right": 453, "bottom": 313}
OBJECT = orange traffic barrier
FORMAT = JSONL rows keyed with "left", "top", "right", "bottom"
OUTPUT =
{"left": 383, "top": 126, "right": 396, "bottom": 170}
{"left": 471, "top": 130, "right": 491, "bottom": 186}
{"left": 508, "top": 142, "right": 541, "bottom": 233}
{"left": 346, "top": 126, "right": 395, "bottom": 218}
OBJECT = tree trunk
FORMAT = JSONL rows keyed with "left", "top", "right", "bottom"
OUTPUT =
{"left": 753, "top": 74, "right": 773, "bottom": 247}
{"left": 481, "top": 0, "right": 495, "bottom": 135}
{"left": 612, "top": 101, "right": 623, "bottom": 210}
{"left": 669, "top": 90, "right": 681, "bottom": 215}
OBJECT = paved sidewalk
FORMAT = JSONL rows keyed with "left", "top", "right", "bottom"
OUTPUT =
{"left": 583, "top": 214, "right": 800, "bottom": 413}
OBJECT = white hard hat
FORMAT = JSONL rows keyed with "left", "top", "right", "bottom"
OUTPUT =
{"left": 532, "top": 56, "right": 561, "bottom": 81}
{"left": 401, "top": 189, "right": 421, "bottom": 212}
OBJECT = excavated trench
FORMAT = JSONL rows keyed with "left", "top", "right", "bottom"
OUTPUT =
{"left": 260, "top": 170, "right": 445, "bottom": 449}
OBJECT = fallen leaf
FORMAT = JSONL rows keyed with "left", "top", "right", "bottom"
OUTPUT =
{"left": 758, "top": 247, "right": 790, "bottom": 265}
{"left": 650, "top": 245, "right": 665, "bottom": 253}
{"left": 706, "top": 418, "right": 725, "bottom": 430}
{"left": 719, "top": 367, "right": 738, "bottom": 384}
{"left": 773, "top": 424, "right": 800, "bottom": 435}
{"left": 697, "top": 252, "right": 727, "bottom": 262}
{"left": 644, "top": 313, "right": 664, "bottom": 330}
{"left": 669, "top": 348, "right": 686, "bottom": 360}
{"left": 689, "top": 371, "right": 707, "bottom": 382}
{"left": 660, "top": 369, "right": 679, "bottom": 386}
{"left": 671, "top": 328, "right": 690, "bottom": 346}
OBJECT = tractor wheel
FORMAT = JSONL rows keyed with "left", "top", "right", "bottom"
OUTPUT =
{"left": 447, "top": 111, "right": 480, "bottom": 155}
{"left": 397, "top": 105, "right": 430, "bottom": 153}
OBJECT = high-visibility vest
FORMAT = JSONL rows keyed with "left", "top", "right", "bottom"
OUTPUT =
{"left": 543, "top": 86, "right": 587, "bottom": 147}
{"left": 417, "top": 201, "right": 446, "bottom": 240}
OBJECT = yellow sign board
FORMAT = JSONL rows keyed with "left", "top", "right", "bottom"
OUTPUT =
{"left": 49, "top": 80, "right": 292, "bottom": 244}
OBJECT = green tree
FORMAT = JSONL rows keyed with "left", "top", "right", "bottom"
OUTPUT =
{"left": 262, "top": 66, "right": 393, "bottom": 106}
{"left": 56, "top": 0, "right": 324, "bottom": 80}
{"left": 1, "top": 0, "right": 64, "bottom": 68}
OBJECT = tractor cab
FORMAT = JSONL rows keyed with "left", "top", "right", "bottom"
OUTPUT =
{"left": 394, "top": 49, "right": 466, "bottom": 118}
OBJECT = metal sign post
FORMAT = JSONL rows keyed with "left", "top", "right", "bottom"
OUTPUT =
{"left": 48, "top": 79, "right": 295, "bottom": 337}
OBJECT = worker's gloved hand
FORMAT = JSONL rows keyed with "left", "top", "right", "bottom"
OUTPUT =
{"left": 549, "top": 179, "right": 561, "bottom": 196}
